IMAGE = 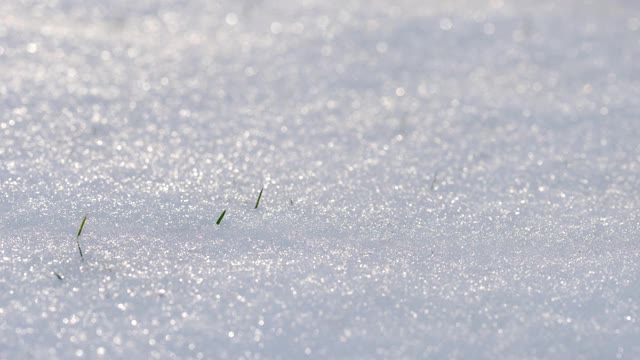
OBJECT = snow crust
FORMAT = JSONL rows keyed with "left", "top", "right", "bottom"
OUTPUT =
{"left": 1, "top": 0, "right": 639, "bottom": 358}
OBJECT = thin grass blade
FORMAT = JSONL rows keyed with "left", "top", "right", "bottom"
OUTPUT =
{"left": 77, "top": 214, "right": 88, "bottom": 237}
{"left": 254, "top": 188, "right": 264, "bottom": 209}
{"left": 76, "top": 214, "right": 87, "bottom": 261}
{"left": 216, "top": 210, "right": 227, "bottom": 225}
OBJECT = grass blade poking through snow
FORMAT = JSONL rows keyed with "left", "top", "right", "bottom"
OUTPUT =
{"left": 216, "top": 210, "right": 227, "bottom": 225}
{"left": 76, "top": 214, "right": 87, "bottom": 261}
{"left": 254, "top": 187, "right": 264, "bottom": 209}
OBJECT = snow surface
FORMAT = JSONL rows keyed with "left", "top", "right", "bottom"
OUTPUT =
{"left": 1, "top": 0, "right": 640, "bottom": 358}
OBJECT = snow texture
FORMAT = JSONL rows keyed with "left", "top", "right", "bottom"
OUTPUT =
{"left": 1, "top": 0, "right": 639, "bottom": 358}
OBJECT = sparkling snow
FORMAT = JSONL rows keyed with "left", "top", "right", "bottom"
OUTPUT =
{"left": 1, "top": 0, "right": 639, "bottom": 358}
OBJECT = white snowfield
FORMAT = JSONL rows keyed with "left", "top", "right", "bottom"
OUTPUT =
{"left": 1, "top": 0, "right": 639, "bottom": 358}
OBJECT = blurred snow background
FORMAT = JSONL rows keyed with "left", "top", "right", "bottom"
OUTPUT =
{"left": 1, "top": 0, "right": 639, "bottom": 358}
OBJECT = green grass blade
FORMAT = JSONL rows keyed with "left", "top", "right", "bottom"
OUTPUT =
{"left": 76, "top": 214, "right": 87, "bottom": 261}
{"left": 77, "top": 214, "right": 87, "bottom": 237}
{"left": 216, "top": 210, "right": 227, "bottom": 225}
{"left": 76, "top": 238, "right": 84, "bottom": 261}
{"left": 254, "top": 188, "right": 264, "bottom": 209}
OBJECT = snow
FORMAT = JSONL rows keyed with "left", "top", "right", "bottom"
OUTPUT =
{"left": 1, "top": 0, "right": 639, "bottom": 358}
